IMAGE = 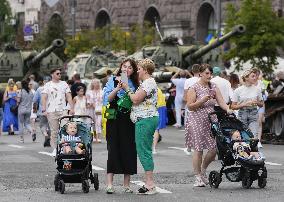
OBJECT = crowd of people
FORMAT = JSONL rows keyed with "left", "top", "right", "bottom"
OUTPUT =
{"left": 0, "top": 57, "right": 278, "bottom": 193}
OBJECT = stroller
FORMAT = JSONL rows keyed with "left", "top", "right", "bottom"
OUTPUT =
{"left": 54, "top": 115, "right": 99, "bottom": 194}
{"left": 208, "top": 112, "right": 267, "bottom": 189}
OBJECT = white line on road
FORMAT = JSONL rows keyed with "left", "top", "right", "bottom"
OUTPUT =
{"left": 168, "top": 147, "right": 186, "bottom": 151}
{"left": 92, "top": 165, "right": 105, "bottom": 171}
{"left": 131, "top": 181, "right": 172, "bottom": 194}
{"left": 8, "top": 144, "right": 24, "bottom": 149}
{"left": 179, "top": 129, "right": 185, "bottom": 132}
{"left": 38, "top": 151, "right": 54, "bottom": 157}
{"left": 265, "top": 162, "right": 282, "bottom": 166}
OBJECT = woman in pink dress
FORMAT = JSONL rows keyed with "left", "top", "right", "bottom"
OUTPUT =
{"left": 185, "top": 64, "right": 231, "bottom": 187}
{"left": 86, "top": 79, "right": 103, "bottom": 143}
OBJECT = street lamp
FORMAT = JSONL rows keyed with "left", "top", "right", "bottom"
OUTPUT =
{"left": 70, "top": 0, "right": 77, "bottom": 39}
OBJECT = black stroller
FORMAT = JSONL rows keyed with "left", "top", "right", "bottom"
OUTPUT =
{"left": 54, "top": 115, "right": 99, "bottom": 194}
{"left": 208, "top": 112, "right": 267, "bottom": 189}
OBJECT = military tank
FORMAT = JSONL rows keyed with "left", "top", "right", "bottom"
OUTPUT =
{"left": 130, "top": 24, "right": 246, "bottom": 82}
{"left": 0, "top": 39, "right": 64, "bottom": 82}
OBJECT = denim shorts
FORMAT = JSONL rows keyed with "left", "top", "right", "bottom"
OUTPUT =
{"left": 238, "top": 108, "right": 258, "bottom": 137}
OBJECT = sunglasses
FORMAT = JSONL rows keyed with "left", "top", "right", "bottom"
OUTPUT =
{"left": 55, "top": 72, "right": 61, "bottom": 75}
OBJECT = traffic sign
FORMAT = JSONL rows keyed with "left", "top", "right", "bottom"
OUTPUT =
{"left": 24, "top": 25, "right": 33, "bottom": 35}
{"left": 33, "top": 24, "right": 39, "bottom": 34}
{"left": 24, "top": 35, "right": 34, "bottom": 41}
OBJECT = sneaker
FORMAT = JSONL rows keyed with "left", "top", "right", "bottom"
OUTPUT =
{"left": 193, "top": 175, "right": 206, "bottom": 187}
{"left": 258, "top": 142, "right": 263, "bottom": 148}
{"left": 124, "top": 187, "right": 133, "bottom": 193}
{"left": 183, "top": 148, "right": 191, "bottom": 155}
{"left": 32, "top": 134, "right": 36, "bottom": 142}
{"left": 106, "top": 186, "right": 115, "bottom": 194}
{"left": 173, "top": 123, "right": 182, "bottom": 128}
{"left": 201, "top": 172, "right": 209, "bottom": 185}
{"left": 137, "top": 186, "right": 157, "bottom": 195}
{"left": 19, "top": 136, "right": 24, "bottom": 143}
{"left": 51, "top": 149, "right": 56, "bottom": 157}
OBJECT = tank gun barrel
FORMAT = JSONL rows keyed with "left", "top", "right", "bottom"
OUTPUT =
{"left": 26, "top": 39, "right": 65, "bottom": 67}
{"left": 185, "top": 24, "right": 245, "bottom": 60}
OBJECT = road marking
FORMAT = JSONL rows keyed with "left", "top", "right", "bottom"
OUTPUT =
{"left": 131, "top": 180, "right": 172, "bottom": 194}
{"left": 8, "top": 144, "right": 24, "bottom": 149}
{"left": 92, "top": 165, "right": 105, "bottom": 171}
{"left": 179, "top": 129, "right": 185, "bottom": 132}
{"left": 168, "top": 147, "right": 186, "bottom": 151}
{"left": 265, "top": 162, "right": 282, "bottom": 166}
{"left": 38, "top": 151, "right": 54, "bottom": 157}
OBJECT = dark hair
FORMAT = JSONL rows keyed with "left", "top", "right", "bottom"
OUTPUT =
{"left": 73, "top": 73, "right": 81, "bottom": 80}
{"left": 76, "top": 86, "right": 84, "bottom": 92}
{"left": 229, "top": 73, "right": 240, "bottom": 89}
{"left": 67, "top": 80, "right": 74, "bottom": 86}
{"left": 191, "top": 64, "right": 200, "bottom": 74}
{"left": 21, "top": 78, "right": 30, "bottom": 93}
{"left": 106, "top": 70, "right": 112, "bottom": 76}
{"left": 199, "top": 64, "right": 213, "bottom": 73}
{"left": 50, "top": 68, "right": 61, "bottom": 74}
{"left": 116, "top": 58, "right": 139, "bottom": 88}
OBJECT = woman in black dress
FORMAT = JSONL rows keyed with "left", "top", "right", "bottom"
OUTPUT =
{"left": 103, "top": 59, "right": 139, "bottom": 194}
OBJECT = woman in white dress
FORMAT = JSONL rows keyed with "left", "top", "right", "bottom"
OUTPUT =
{"left": 86, "top": 79, "right": 103, "bottom": 143}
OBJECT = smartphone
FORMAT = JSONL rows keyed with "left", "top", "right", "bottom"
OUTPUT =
{"left": 121, "top": 72, "right": 128, "bottom": 84}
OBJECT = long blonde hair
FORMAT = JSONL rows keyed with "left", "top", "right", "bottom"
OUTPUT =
{"left": 89, "top": 79, "right": 102, "bottom": 90}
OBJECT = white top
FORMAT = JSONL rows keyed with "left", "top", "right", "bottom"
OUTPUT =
{"left": 211, "top": 76, "right": 233, "bottom": 104}
{"left": 171, "top": 78, "right": 186, "bottom": 99}
{"left": 74, "top": 96, "right": 87, "bottom": 115}
{"left": 184, "top": 76, "right": 199, "bottom": 90}
{"left": 42, "top": 80, "right": 71, "bottom": 113}
{"left": 130, "top": 77, "right": 159, "bottom": 123}
{"left": 232, "top": 85, "right": 263, "bottom": 108}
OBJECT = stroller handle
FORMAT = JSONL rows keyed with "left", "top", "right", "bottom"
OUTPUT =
{"left": 59, "top": 115, "right": 95, "bottom": 125}
{"left": 208, "top": 111, "right": 236, "bottom": 123}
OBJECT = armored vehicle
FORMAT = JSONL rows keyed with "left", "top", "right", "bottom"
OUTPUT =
{"left": 0, "top": 39, "right": 64, "bottom": 82}
{"left": 130, "top": 24, "right": 246, "bottom": 82}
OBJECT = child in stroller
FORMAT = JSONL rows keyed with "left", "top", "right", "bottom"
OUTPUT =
{"left": 54, "top": 115, "right": 99, "bottom": 194}
{"left": 230, "top": 130, "right": 264, "bottom": 161}
{"left": 208, "top": 112, "right": 267, "bottom": 189}
{"left": 60, "top": 122, "right": 85, "bottom": 155}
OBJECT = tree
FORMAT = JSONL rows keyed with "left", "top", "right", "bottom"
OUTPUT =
{"left": 0, "top": 0, "right": 14, "bottom": 46}
{"left": 224, "top": 0, "right": 284, "bottom": 73}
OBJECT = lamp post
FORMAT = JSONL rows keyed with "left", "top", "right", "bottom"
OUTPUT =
{"left": 70, "top": 0, "right": 77, "bottom": 39}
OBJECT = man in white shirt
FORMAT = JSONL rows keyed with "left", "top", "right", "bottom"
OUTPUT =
{"left": 211, "top": 67, "right": 233, "bottom": 113}
{"left": 183, "top": 64, "right": 200, "bottom": 155}
{"left": 42, "top": 68, "right": 74, "bottom": 156}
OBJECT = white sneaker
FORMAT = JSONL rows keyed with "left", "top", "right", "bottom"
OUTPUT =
{"left": 51, "top": 149, "right": 56, "bottom": 157}
{"left": 258, "top": 142, "right": 263, "bottom": 148}
{"left": 193, "top": 175, "right": 206, "bottom": 187}
{"left": 184, "top": 148, "right": 191, "bottom": 155}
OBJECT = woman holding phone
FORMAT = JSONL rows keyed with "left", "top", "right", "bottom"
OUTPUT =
{"left": 103, "top": 58, "right": 139, "bottom": 194}
{"left": 185, "top": 64, "right": 231, "bottom": 187}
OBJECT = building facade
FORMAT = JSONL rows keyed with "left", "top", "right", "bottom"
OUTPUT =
{"left": 40, "top": 0, "right": 284, "bottom": 43}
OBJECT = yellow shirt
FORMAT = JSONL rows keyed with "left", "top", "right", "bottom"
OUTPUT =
{"left": 157, "top": 88, "right": 166, "bottom": 107}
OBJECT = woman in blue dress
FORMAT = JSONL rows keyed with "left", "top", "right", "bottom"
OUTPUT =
{"left": 3, "top": 81, "right": 18, "bottom": 134}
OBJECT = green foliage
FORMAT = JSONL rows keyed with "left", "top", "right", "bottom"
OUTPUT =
{"left": 225, "top": 0, "right": 284, "bottom": 73}
{"left": 64, "top": 22, "right": 157, "bottom": 59}
{"left": 0, "top": 0, "right": 15, "bottom": 45}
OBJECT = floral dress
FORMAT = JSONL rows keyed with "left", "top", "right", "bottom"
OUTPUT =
{"left": 185, "top": 82, "right": 217, "bottom": 152}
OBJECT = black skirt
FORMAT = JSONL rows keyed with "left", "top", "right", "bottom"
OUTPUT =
{"left": 106, "top": 110, "right": 137, "bottom": 174}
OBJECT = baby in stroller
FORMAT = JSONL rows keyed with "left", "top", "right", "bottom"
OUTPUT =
{"left": 230, "top": 130, "right": 264, "bottom": 161}
{"left": 60, "top": 122, "right": 85, "bottom": 155}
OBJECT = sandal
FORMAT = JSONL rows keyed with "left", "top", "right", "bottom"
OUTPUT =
{"left": 193, "top": 175, "right": 206, "bottom": 187}
{"left": 137, "top": 185, "right": 157, "bottom": 195}
{"left": 124, "top": 187, "right": 133, "bottom": 193}
{"left": 106, "top": 186, "right": 115, "bottom": 194}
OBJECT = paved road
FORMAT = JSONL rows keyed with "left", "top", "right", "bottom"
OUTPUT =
{"left": 0, "top": 126, "right": 283, "bottom": 202}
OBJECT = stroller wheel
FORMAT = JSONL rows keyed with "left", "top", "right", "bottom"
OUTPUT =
{"left": 82, "top": 180, "right": 90, "bottom": 193}
{"left": 54, "top": 174, "right": 59, "bottom": 191}
{"left": 258, "top": 177, "right": 267, "bottom": 188}
{"left": 59, "top": 180, "right": 65, "bottom": 194}
{"left": 93, "top": 173, "right": 99, "bottom": 190}
{"left": 209, "top": 171, "right": 222, "bottom": 188}
{"left": 242, "top": 174, "right": 253, "bottom": 189}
